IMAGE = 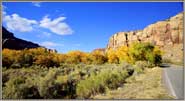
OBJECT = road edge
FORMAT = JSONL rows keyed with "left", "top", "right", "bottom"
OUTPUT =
{"left": 162, "top": 68, "right": 177, "bottom": 99}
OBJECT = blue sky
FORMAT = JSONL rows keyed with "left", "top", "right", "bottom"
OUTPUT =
{"left": 2, "top": 2, "right": 183, "bottom": 53}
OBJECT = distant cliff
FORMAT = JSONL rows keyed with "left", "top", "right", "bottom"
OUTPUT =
{"left": 106, "top": 12, "right": 183, "bottom": 63}
{"left": 2, "top": 26, "right": 40, "bottom": 50}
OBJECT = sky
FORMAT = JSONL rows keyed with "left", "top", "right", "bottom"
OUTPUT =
{"left": 2, "top": 2, "right": 183, "bottom": 53}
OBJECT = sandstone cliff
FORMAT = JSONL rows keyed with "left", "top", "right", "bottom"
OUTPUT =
{"left": 107, "top": 12, "right": 183, "bottom": 63}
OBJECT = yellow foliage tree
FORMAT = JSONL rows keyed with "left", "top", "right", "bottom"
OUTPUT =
{"left": 116, "top": 46, "right": 132, "bottom": 63}
{"left": 107, "top": 49, "right": 119, "bottom": 64}
{"left": 81, "top": 53, "right": 92, "bottom": 64}
{"left": 34, "top": 54, "right": 59, "bottom": 67}
{"left": 55, "top": 53, "right": 67, "bottom": 64}
{"left": 2, "top": 49, "right": 15, "bottom": 67}
{"left": 65, "top": 50, "right": 84, "bottom": 64}
{"left": 90, "top": 50, "right": 107, "bottom": 64}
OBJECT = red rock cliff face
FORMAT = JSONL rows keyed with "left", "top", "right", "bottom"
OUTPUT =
{"left": 107, "top": 12, "right": 183, "bottom": 63}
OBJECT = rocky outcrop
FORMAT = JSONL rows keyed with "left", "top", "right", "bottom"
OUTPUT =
{"left": 107, "top": 12, "right": 183, "bottom": 63}
{"left": 92, "top": 48, "right": 106, "bottom": 54}
{"left": 2, "top": 26, "right": 41, "bottom": 50}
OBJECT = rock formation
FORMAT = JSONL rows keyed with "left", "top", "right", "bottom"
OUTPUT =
{"left": 2, "top": 27, "right": 58, "bottom": 53}
{"left": 107, "top": 12, "right": 183, "bottom": 63}
{"left": 2, "top": 26, "right": 41, "bottom": 50}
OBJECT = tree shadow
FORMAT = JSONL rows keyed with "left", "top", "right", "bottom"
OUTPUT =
{"left": 159, "top": 63, "right": 170, "bottom": 68}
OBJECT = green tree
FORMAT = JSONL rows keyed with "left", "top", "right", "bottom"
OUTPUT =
{"left": 129, "top": 42, "right": 162, "bottom": 65}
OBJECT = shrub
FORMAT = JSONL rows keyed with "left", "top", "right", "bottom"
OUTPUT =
{"left": 132, "top": 61, "right": 154, "bottom": 75}
{"left": 2, "top": 71, "right": 10, "bottom": 87}
{"left": 104, "top": 70, "right": 126, "bottom": 89}
{"left": 135, "top": 61, "right": 154, "bottom": 69}
{"left": 120, "top": 62, "right": 134, "bottom": 76}
{"left": 133, "top": 65, "right": 144, "bottom": 75}
{"left": 22, "top": 54, "right": 34, "bottom": 67}
{"left": 76, "top": 74, "right": 106, "bottom": 98}
{"left": 76, "top": 68, "right": 129, "bottom": 98}
{"left": 36, "top": 68, "right": 78, "bottom": 99}
{"left": 3, "top": 76, "right": 27, "bottom": 99}
{"left": 2, "top": 56, "right": 13, "bottom": 68}
{"left": 37, "top": 68, "right": 60, "bottom": 98}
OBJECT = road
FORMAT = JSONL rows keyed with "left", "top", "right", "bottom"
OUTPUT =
{"left": 162, "top": 64, "right": 184, "bottom": 99}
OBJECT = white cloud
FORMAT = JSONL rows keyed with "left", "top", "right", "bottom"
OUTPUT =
{"left": 41, "top": 41, "right": 64, "bottom": 48}
{"left": 2, "top": 9, "right": 73, "bottom": 36}
{"left": 32, "top": 2, "right": 41, "bottom": 7}
{"left": 40, "top": 15, "right": 73, "bottom": 35}
{"left": 3, "top": 11, "right": 6, "bottom": 17}
{"left": 3, "top": 13, "right": 38, "bottom": 32}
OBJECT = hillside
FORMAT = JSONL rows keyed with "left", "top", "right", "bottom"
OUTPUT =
{"left": 106, "top": 12, "right": 183, "bottom": 63}
{"left": 2, "top": 26, "right": 41, "bottom": 50}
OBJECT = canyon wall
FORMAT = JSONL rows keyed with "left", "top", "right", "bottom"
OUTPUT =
{"left": 107, "top": 12, "right": 183, "bottom": 63}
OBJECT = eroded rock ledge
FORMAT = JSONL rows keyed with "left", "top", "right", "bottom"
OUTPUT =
{"left": 107, "top": 12, "right": 183, "bottom": 63}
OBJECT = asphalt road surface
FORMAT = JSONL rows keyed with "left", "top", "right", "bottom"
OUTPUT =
{"left": 162, "top": 64, "right": 184, "bottom": 99}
